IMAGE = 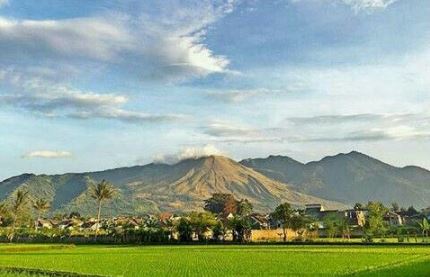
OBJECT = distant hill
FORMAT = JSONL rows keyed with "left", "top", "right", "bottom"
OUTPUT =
{"left": 240, "top": 151, "right": 430, "bottom": 208}
{"left": 0, "top": 156, "right": 343, "bottom": 216}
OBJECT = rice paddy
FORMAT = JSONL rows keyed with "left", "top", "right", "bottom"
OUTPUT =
{"left": 0, "top": 244, "right": 429, "bottom": 276}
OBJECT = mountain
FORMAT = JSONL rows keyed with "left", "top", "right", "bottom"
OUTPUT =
{"left": 0, "top": 156, "right": 344, "bottom": 216}
{"left": 240, "top": 151, "right": 430, "bottom": 208}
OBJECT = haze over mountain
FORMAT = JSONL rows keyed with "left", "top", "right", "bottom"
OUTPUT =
{"left": 241, "top": 151, "right": 430, "bottom": 209}
{"left": 0, "top": 156, "right": 343, "bottom": 216}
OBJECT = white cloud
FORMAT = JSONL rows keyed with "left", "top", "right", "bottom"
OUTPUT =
{"left": 342, "top": 0, "right": 399, "bottom": 11}
{"left": 290, "top": 0, "right": 399, "bottom": 11}
{"left": 201, "top": 121, "right": 287, "bottom": 144}
{"left": 0, "top": 70, "right": 185, "bottom": 124}
{"left": 153, "top": 144, "right": 226, "bottom": 164}
{"left": 0, "top": 0, "right": 237, "bottom": 82}
{"left": 22, "top": 150, "right": 72, "bottom": 159}
{"left": 130, "top": 0, "right": 235, "bottom": 81}
{"left": 0, "top": 16, "right": 133, "bottom": 61}
{"left": 70, "top": 108, "right": 186, "bottom": 124}
{"left": 199, "top": 112, "right": 430, "bottom": 144}
{"left": 199, "top": 45, "right": 430, "bottom": 145}
{"left": 285, "top": 113, "right": 430, "bottom": 142}
{"left": 206, "top": 88, "right": 286, "bottom": 103}
{"left": 203, "top": 121, "right": 260, "bottom": 137}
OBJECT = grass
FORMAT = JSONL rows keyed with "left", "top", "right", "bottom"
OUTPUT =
{"left": 0, "top": 272, "right": 48, "bottom": 277}
{"left": 0, "top": 244, "right": 429, "bottom": 276}
{"left": 352, "top": 257, "right": 430, "bottom": 276}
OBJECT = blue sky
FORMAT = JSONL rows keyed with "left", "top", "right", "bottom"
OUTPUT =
{"left": 1, "top": 0, "right": 430, "bottom": 180}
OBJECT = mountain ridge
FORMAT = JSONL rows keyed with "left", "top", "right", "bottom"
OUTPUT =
{"left": 2, "top": 152, "right": 429, "bottom": 214}
{"left": 0, "top": 155, "right": 344, "bottom": 215}
{"left": 240, "top": 151, "right": 430, "bottom": 208}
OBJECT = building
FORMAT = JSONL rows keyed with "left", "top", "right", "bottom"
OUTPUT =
{"left": 304, "top": 204, "right": 325, "bottom": 218}
{"left": 343, "top": 209, "right": 366, "bottom": 227}
{"left": 384, "top": 211, "right": 404, "bottom": 226}
{"left": 304, "top": 204, "right": 366, "bottom": 228}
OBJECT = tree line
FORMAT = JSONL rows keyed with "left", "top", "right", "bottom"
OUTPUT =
{"left": 0, "top": 180, "right": 429, "bottom": 243}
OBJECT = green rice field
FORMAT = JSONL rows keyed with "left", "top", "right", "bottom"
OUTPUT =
{"left": 0, "top": 244, "right": 429, "bottom": 276}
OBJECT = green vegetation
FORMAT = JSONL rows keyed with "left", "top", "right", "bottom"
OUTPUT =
{"left": 418, "top": 218, "right": 429, "bottom": 241}
{"left": 0, "top": 273, "right": 50, "bottom": 277}
{"left": 89, "top": 180, "right": 117, "bottom": 238}
{"left": 0, "top": 244, "right": 429, "bottom": 276}
{"left": 33, "top": 198, "right": 51, "bottom": 231}
{"left": 271, "top": 202, "right": 293, "bottom": 242}
{"left": 9, "top": 190, "right": 30, "bottom": 242}
{"left": 0, "top": 191, "right": 429, "bottom": 245}
{"left": 355, "top": 259, "right": 430, "bottom": 276}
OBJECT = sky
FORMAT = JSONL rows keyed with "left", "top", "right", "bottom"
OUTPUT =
{"left": 1, "top": 0, "right": 430, "bottom": 180}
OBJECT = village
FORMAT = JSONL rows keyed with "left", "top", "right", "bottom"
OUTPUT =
{"left": 2, "top": 192, "right": 428, "bottom": 244}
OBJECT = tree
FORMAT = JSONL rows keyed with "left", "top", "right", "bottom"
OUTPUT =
{"left": 69, "top": 211, "right": 81, "bottom": 219}
{"left": 0, "top": 202, "right": 11, "bottom": 227}
{"left": 366, "top": 202, "right": 388, "bottom": 238}
{"left": 204, "top": 193, "right": 238, "bottom": 216}
{"left": 391, "top": 202, "right": 400, "bottom": 213}
{"left": 9, "top": 190, "right": 29, "bottom": 241}
{"left": 228, "top": 215, "right": 252, "bottom": 242}
{"left": 323, "top": 213, "right": 340, "bottom": 239}
{"left": 354, "top": 203, "right": 364, "bottom": 210}
{"left": 418, "top": 218, "right": 429, "bottom": 242}
{"left": 90, "top": 180, "right": 117, "bottom": 238}
{"left": 339, "top": 217, "right": 351, "bottom": 240}
{"left": 289, "top": 214, "right": 306, "bottom": 240}
{"left": 0, "top": 202, "right": 8, "bottom": 219}
{"left": 0, "top": 202, "right": 7, "bottom": 214}
{"left": 189, "top": 212, "right": 217, "bottom": 241}
{"left": 212, "top": 221, "right": 225, "bottom": 242}
{"left": 271, "top": 203, "right": 293, "bottom": 242}
{"left": 33, "top": 198, "right": 51, "bottom": 231}
{"left": 237, "top": 199, "right": 253, "bottom": 217}
{"left": 406, "top": 206, "right": 419, "bottom": 216}
{"left": 177, "top": 217, "right": 193, "bottom": 242}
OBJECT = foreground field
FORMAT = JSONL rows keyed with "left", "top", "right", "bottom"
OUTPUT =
{"left": 0, "top": 244, "right": 429, "bottom": 276}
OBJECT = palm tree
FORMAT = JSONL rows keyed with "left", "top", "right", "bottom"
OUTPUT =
{"left": 271, "top": 203, "right": 294, "bottom": 242}
{"left": 90, "top": 180, "right": 117, "bottom": 238}
{"left": 418, "top": 218, "right": 429, "bottom": 242}
{"left": 9, "top": 190, "right": 29, "bottom": 241}
{"left": 33, "top": 198, "right": 51, "bottom": 231}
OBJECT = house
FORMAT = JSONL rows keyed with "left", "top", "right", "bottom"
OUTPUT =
{"left": 158, "top": 212, "right": 174, "bottom": 224}
{"left": 34, "top": 219, "right": 61, "bottom": 229}
{"left": 58, "top": 218, "right": 84, "bottom": 231}
{"left": 343, "top": 209, "right": 366, "bottom": 227}
{"left": 249, "top": 213, "right": 271, "bottom": 229}
{"left": 35, "top": 219, "right": 54, "bottom": 229}
{"left": 226, "top": 213, "right": 234, "bottom": 220}
{"left": 401, "top": 213, "right": 424, "bottom": 226}
{"left": 421, "top": 207, "right": 430, "bottom": 220}
{"left": 126, "top": 217, "right": 142, "bottom": 230}
{"left": 81, "top": 218, "right": 98, "bottom": 229}
{"left": 304, "top": 204, "right": 367, "bottom": 229}
{"left": 112, "top": 216, "right": 144, "bottom": 230}
{"left": 384, "top": 211, "right": 403, "bottom": 226}
{"left": 304, "top": 204, "right": 342, "bottom": 228}
{"left": 305, "top": 204, "right": 325, "bottom": 219}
